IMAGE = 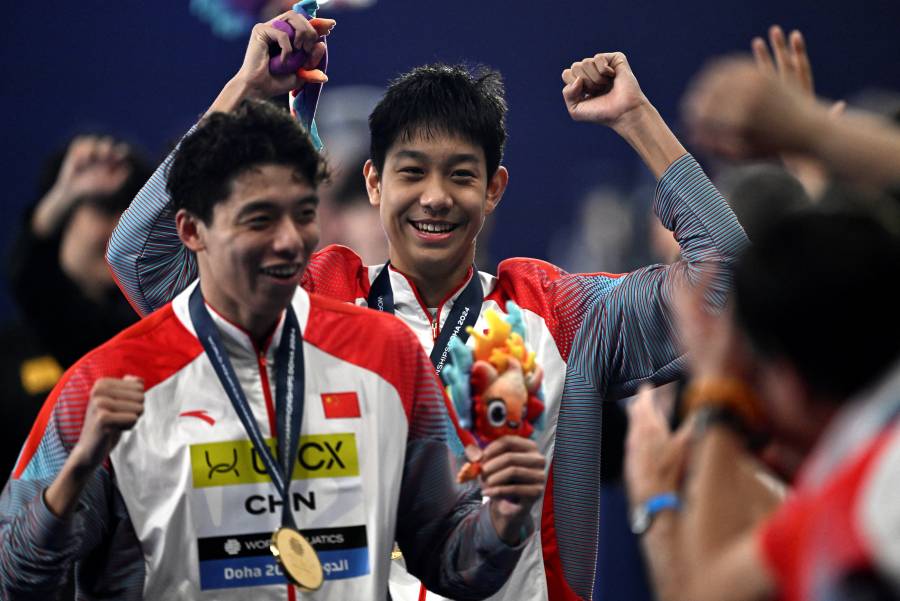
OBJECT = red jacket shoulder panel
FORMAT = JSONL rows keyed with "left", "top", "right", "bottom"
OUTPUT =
{"left": 489, "top": 258, "right": 625, "bottom": 361}
{"left": 13, "top": 305, "right": 202, "bottom": 478}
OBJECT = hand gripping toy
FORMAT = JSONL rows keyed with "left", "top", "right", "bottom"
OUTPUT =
{"left": 269, "top": 19, "right": 309, "bottom": 75}
{"left": 441, "top": 301, "right": 545, "bottom": 482}
{"left": 265, "top": 1, "right": 331, "bottom": 149}
{"left": 268, "top": 16, "right": 329, "bottom": 82}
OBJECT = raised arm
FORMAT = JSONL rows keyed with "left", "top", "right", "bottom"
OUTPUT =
{"left": 105, "top": 147, "right": 196, "bottom": 316}
{"left": 106, "top": 11, "right": 333, "bottom": 316}
{"left": 625, "top": 389, "right": 777, "bottom": 601}
{"left": 558, "top": 52, "right": 748, "bottom": 399}
{"left": 749, "top": 26, "right": 842, "bottom": 199}
{"left": 562, "top": 52, "right": 686, "bottom": 178}
{"left": 551, "top": 52, "right": 748, "bottom": 597}
{"left": 683, "top": 56, "right": 900, "bottom": 189}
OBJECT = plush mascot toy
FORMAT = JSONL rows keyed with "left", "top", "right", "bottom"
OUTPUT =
{"left": 441, "top": 301, "right": 545, "bottom": 482}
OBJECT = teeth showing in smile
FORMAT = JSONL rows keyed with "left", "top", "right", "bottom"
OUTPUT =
{"left": 260, "top": 265, "right": 300, "bottom": 279}
{"left": 411, "top": 221, "right": 457, "bottom": 233}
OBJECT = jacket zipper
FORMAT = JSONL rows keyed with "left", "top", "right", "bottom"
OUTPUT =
{"left": 254, "top": 342, "right": 295, "bottom": 601}
{"left": 256, "top": 348, "right": 278, "bottom": 436}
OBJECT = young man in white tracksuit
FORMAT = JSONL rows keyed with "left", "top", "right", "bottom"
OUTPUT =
{"left": 0, "top": 86, "right": 547, "bottom": 599}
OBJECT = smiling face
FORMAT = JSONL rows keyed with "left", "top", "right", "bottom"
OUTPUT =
{"left": 364, "top": 131, "right": 508, "bottom": 283}
{"left": 178, "top": 164, "right": 319, "bottom": 339}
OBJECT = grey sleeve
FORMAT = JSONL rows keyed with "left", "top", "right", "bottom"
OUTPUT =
{"left": 106, "top": 126, "right": 200, "bottom": 317}
{"left": 551, "top": 153, "right": 749, "bottom": 597}
{"left": 0, "top": 365, "right": 145, "bottom": 599}
{"left": 0, "top": 467, "right": 123, "bottom": 598}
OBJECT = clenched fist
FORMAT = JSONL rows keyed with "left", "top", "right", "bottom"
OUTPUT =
{"left": 562, "top": 52, "right": 649, "bottom": 129}
{"left": 71, "top": 376, "right": 146, "bottom": 471}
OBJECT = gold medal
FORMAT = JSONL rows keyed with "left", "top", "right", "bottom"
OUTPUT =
{"left": 270, "top": 527, "right": 324, "bottom": 592}
{"left": 390, "top": 542, "right": 403, "bottom": 561}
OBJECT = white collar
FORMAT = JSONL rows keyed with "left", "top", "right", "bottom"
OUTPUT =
{"left": 172, "top": 280, "right": 311, "bottom": 360}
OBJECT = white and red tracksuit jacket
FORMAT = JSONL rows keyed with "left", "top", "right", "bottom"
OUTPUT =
{"left": 0, "top": 283, "right": 528, "bottom": 600}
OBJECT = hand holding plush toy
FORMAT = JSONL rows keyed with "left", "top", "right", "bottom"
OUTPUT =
{"left": 442, "top": 301, "right": 545, "bottom": 482}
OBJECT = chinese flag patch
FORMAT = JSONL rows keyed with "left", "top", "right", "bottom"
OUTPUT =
{"left": 321, "top": 392, "right": 361, "bottom": 418}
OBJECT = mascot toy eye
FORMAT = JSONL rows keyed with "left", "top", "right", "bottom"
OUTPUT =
{"left": 441, "top": 301, "right": 545, "bottom": 482}
{"left": 486, "top": 398, "right": 508, "bottom": 428}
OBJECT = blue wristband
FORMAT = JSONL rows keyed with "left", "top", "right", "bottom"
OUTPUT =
{"left": 631, "top": 492, "right": 681, "bottom": 535}
{"left": 646, "top": 492, "right": 681, "bottom": 514}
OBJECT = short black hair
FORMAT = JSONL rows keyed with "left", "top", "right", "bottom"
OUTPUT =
{"left": 717, "top": 164, "right": 811, "bottom": 241}
{"left": 734, "top": 209, "right": 900, "bottom": 401}
{"left": 368, "top": 64, "right": 507, "bottom": 177}
{"left": 168, "top": 99, "right": 328, "bottom": 223}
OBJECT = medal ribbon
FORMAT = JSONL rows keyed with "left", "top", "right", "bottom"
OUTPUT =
{"left": 189, "top": 286, "right": 305, "bottom": 530}
{"left": 366, "top": 262, "right": 483, "bottom": 374}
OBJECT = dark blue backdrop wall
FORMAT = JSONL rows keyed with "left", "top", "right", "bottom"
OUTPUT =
{"left": 2, "top": 0, "right": 898, "bottom": 319}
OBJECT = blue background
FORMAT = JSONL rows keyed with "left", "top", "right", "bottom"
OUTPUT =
{"left": 2, "top": 0, "right": 898, "bottom": 319}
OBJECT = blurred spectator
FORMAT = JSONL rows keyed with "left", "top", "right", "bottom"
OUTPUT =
{"left": 317, "top": 151, "right": 389, "bottom": 265}
{"left": 550, "top": 185, "right": 637, "bottom": 273}
{"left": 315, "top": 85, "right": 390, "bottom": 265}
{"left": 1, "top": 136, "right": 150, "bottom": 477}
{"left": 548, "top": 154, "right": 660, "bottom": 275}
{"left": 316, "top": 85, "right": 384, "bottom": 170}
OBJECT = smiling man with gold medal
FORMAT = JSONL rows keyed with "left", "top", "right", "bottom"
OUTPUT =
{"left": 0, "top": 8, "right": 547, "bottom": 598}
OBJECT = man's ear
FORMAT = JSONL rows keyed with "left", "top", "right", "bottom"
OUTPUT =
{"left": 363, "top": 160, "right": 382, "bottom": 208}
{"left": 175, "top": 209, "right": 206, "bottom": 253}
{"left": 484, "top": 166, "right": 509, "bottom": 215}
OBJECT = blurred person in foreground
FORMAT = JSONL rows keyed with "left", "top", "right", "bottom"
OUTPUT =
{"left": 0, "top": 136, "right": 150, "bottom": 477}
{"left": 739, "top": 26, "right": 900, "bottom": 225}
{"left": 747, "top": 26, "right": 845, "bottom": 201}
{"left": 649, "top": 25, "right": 844, "bottom": 267}
{"left": 625, "top": 208, "right": 900, "bottom": 601}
